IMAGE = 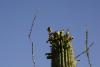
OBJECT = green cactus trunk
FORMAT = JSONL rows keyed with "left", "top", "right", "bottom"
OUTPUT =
{"left": 46, "top": 27, "right": 77, "bottom": 67}
{"left": 60, "top": 42, "right": 65, "bottom": 67}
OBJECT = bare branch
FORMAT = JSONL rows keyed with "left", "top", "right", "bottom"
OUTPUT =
{"left": 75, "top": 42, "right": 94, "bottom": 59}
{"left": 28, "top": 14, "right": 37, "bottom": 67}
{"left": 28, "top": 15, "right": 36, "bottom": 39}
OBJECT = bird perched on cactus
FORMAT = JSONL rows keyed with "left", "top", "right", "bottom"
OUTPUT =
{"left": 47, "top": 27, "right": 52, "bottom": 33}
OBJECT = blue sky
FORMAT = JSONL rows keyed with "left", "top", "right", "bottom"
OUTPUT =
{"left": 0, "top": 0, "right": 100, "bottom": 67}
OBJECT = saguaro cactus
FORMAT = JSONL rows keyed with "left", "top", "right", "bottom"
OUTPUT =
{"left": 46, "top": 27, "right": 77, "bottom": 67}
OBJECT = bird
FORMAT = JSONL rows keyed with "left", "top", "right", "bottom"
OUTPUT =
{"left": 47, "top": 27, "right": 52, "bottom": 33}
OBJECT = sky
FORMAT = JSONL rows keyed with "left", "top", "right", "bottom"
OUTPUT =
{"left": 0, "top": 0, "right": 100, "bottom": 67}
